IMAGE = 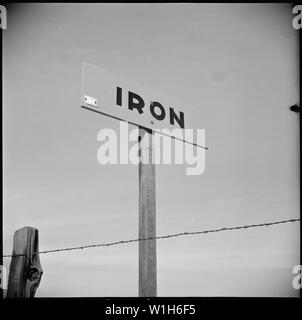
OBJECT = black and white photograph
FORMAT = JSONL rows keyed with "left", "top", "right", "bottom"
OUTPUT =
{"left": 1, "top": 1, "right": 300, "bottom": 311}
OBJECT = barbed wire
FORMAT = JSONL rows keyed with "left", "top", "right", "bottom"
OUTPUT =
{"left": 2, "top": 218, "right": 300, "bottom": 258}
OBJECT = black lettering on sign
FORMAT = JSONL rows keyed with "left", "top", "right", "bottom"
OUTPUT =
{"left": 150, "top": 101, "right": 166, "bottom": 121}
{"left": 169, "top": 107, "right": 185, "bottom": 129}
{"left": 128, "top": 91, "right": 145, "bottom": 114}
{"left": 116, "top": 87, "right": 122, "bottom": 106}
{"left": 117, "top": 88, "right": 185, "bottom": 129}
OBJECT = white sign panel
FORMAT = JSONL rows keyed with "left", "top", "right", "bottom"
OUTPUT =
{"left": 81, "top": 62, "right": 206, "bottom": 148}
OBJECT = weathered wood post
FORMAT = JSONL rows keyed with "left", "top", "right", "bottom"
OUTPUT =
{"left": 138, "top": 127, "right": 157, "bottom": 297}
{"left": 7, "top": 227, "right": 43, "bottom": 298}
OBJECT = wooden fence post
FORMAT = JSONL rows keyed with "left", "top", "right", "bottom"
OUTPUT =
{"left": 7, "top": 227, "right": 43, "bottom": 298}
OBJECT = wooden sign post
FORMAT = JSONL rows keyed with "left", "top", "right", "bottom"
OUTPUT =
{"left": 80, "top": 62, "right": 205, "bottom": 296}
{"left": 138, "top": 127, "right": 157, "bottom": 297}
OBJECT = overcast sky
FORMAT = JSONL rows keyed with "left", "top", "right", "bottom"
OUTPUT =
{"left": 3, "top": 3, "right": 300, "bottom": 297}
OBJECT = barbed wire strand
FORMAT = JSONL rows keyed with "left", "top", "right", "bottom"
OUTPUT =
{"left": 2, "top": 218, "right": 300, "bottom": 258}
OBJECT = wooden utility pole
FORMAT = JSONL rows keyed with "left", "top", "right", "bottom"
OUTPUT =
{"left": 7, "top": 227, "right": 43, "bottom": 298}
{"left": 138, "top": 127, "right": 157, "bottom": 297}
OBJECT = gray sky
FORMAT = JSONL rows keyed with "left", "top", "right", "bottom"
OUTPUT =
{"left": 3, "top": 3, "right": 300, "bottom": 297}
